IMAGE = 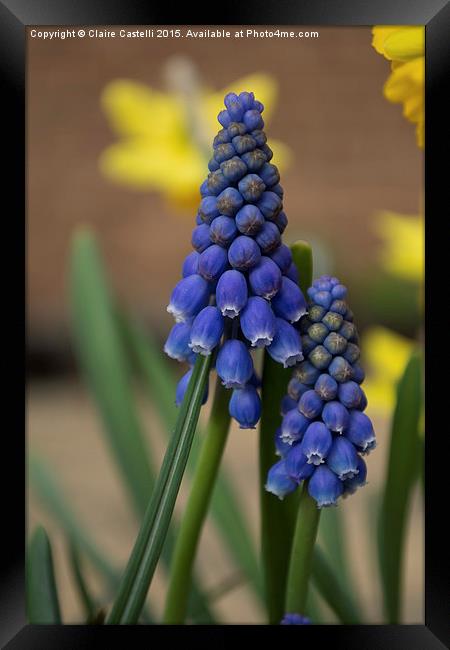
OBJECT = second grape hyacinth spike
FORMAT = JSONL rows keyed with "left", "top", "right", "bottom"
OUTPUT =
{"left": 165, "top": 91, "right": 305, "bottom": 429}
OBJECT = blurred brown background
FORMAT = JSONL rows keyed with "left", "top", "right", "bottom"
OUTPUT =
{"left": 27, "top": 26, "right": 423, "bottom": 624}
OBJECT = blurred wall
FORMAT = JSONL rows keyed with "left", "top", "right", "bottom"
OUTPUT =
{"left": 27, "top": 26, "right": 422, "bottom": 352}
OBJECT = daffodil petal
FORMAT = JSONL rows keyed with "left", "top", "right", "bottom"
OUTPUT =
{"left": 383, "top": 26, "right": 424, "bottom": 62}
{"left": 371, "top": 26, "right": 400, "bottom": 59}
{"left": 374, "top": 211, "right": 424, "bottom": 282}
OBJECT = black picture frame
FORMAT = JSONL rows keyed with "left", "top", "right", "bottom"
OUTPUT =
{"left": 1, "top": 0, "right": 448, "bottom": 647}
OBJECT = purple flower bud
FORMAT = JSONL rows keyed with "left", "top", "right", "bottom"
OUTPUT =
{"left": 285, "top": 261, "right": 299, "bottom": 283}
{"left": 254, "top": 99, "right": 264, "bottom": 112}
{"left": 338, "top": 381, "right": 364, "bottom": 409}
{"left": 235, "top": 204, "right": 265, "bottom": 235}
{"left": 271, "top": 183, "right": 284, "bottom": 198}
{"left": 260, "top": 143, "right": 273, "bottom": 160}
{"left": 259, "top": 162, "right": 280, "bottom": 187}
{"left": 250, "top": 128, "right": 267, "bottom": 147}
{"left": 345, "top": 411, "right": 376, "bottom": 454}
{"left": 238, "top": 173, "right": 266, "bottom": 202}
{"left": 191, "top": 223, "right": 212, "bottom": 253}
{"left": 206, "top": 170, "right": 229, "bottom": 195}
{"left": 216, "top": 187, "right": 244, "bottom": 216}
{"left": 331, "top": 283, "right": 347, "bottom": 299}
{"left": 248, "top": 256, "right": 282, "bottom": 299}
{"left": 176, "top": 368, "right": 208, "bottom": 407}
{"left": 224, "top": 92, "right": 244, "bottom": 121}
{"left": 182, "top": 251, "right": 200, "bottom": 277}
{"left": 267, "top": 318, "right": 304, "bottom": 368}
{"left": 308, "top": 323, "right": 328, "bottom": 343}
{"left": 227, "top": 121, "right": 246, "bottom": 138}
{"left": 280, "top": 408, "right": 310, "bottom": 445}
{"left": 217, "top": 109, "right": 232, "bottom": 127}
{"left": 164, "top": 322, "right": 192, "bottom": 362}
{"left": 239, "top": 91, "right": 255, "bottom": 111}
{"left": 198, "top": 244, "right": 229, "bottom": 281}
{"left": 271, "top": 276, "right": 307, "bottom": 323}
{"left": 323, "top": 332, "right": 347, "bottom": 355}
{"left": 330, "top": 299, "right": 347, "bottom": 316}
{"left": 255, "top": 221, "right": 281, "bottom": 253}
{"left": 275, "top": 427, "right": 292, "bottom": 457}
{"left": 243, "top": 109, "right": 264, "bottom": 131}
{"left": 241, "top": 148, "right": 267, "bottom": 172}
{"left": 281, "top": 614, "right": 311, "bottom": 625}
{"left": 216, "top": 339, "right": 253, "bottom": 388}
{"left": 339, "top": 320, "right": 357, "bottom": 341}
{"left": 240, "top": 296, "right": 276, "bottom": 348}
{"left": 198, "top": 196, "right": 220, "bottom": 224}
{"left": 167, "top": 274, "right": 210, "bottom": 322}
{"left": 288, "top": 376, "right": 309, "bottom": 401}
{"left": 200, "top": 179, "right": 213, "bottom": 197}
{"left": 327, "top": 436, "right": 360, "bottom": 480}
{"left": 213, "top": 128, "right": 231, "bottom": 146}
{"left": 309, "top": 305, "right": 327, "bottom": 322}
{"left": 189, "top": 306, "right": 224, "bottom": 356}
{"left": 308, "top": 344, "right": 333, "bottom": 370}
{"left": 328, "top": 356, "right": 354, "bottom": 382}
{"left": 268, "top": 244, "right": 292, "bottom": 273}
{"left": 285, "top": 445, "right": 315, "bottom": 483}
{"left": 215, "top": 269, "right": 248, "bottom": 318}
{"left": 300, "top": 422, "right": 332, "bottom": 465}
{"left": 232, "top": 134, "right": 257, "bottom": 155}
{"left": 208, "top": 157, "right": 220, "bottom": 172}
{"left": 294, "top": 361, "right": 320, "bottom": 385}
{"left": 229, "top": 385, "right": 261, "bottom": 429}
{"left": 214, "top": 143, "right": 236, "bottom": 164}
{"left": 314, "top": 374, "right": 338, "bottom": 401}
{"left": 209, "top": 216, "right": 238, "bottom": 247}
{"left": 220, "top": 155, "right": 248, "bottom": 182}
{"left": 281, "top": 395, "right": 298, "bottom": 416}
{"left": 314, "top": 290, "right": 332, "bottom": 309}
{"left": 308, "top": 465, "right": 343, "bottom": 508}
{"left": 256, "top": 191, "right": 283, "bottom": 220}
{"left": 343, "top": 455, "right": 367, "bottom": 494}
{"left": 343, "top": 342, "right": 360, "bottom": 364}
{"left": 265, "top": 459, "right": 297, "bottom": 500}
{"left": 228, "top": 235, "right": 262, "bottom": 271}
{"left": 298, "top": 390, "right": 323, "bottom": 419}
{"left": 322, "top": 311, "right": 344, "bottom": 332}
{"left": 351, "top": 364, "right": 365, "bottom": 384}
{"left": 357, "top": 389, "right": 368, "bottom": 411}
{"left": 322, "top": 401, "right": 350, "bottom": 433}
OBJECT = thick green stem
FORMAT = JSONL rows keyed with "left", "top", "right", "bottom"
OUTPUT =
{"left": 164, "top": 378, "right": 231, "bottom": 623}
{"left": 285, "top": 483, "right": 321, "bottom": 615}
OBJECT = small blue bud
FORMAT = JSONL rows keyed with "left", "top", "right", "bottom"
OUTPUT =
{"left": 198, "top": 196, "right": 220, "bottom": 224}
{"left": 339, "top": 320, "right": 357, "bottom": 341}
{"left": 331, "top": 283, "right": 347, "bottom": 299}
{"left": 206, "top": 170, "right": 229, "bottom": 195}
{"left": 254, "top": 99, "right": 264, "bottom": 112}
{"left": 308, "top": 464, "right": 343, "bottom": 508}
{"left": 285, "top": 261, "right": 299, "bottom": 284}
{"left": 216, "top": 339, "right": 253, "bottom": 388}
{"left": 288, "top": 376, "right": 309, "bottom": 401}
{"left": 240, "top": 296, "right": 276, "bottom": 348}
{"left": 265, "top": 459, "right": 297, "bottom": 500}
{"left": 215, "top": 269, "right": 248, "bottom": 318}
{"left": 239, "top": 91, "right": 255, "bottom": 111}
{"left": 308, "top": 305, "right": 327, "bottom": 322}
{"left": 200, "top": 179, "right": 213, "bottom": 198}
{"left": 327, "top": 436, "right": 360, "bottom": 480}
{"left": 285, "top": 445, "right": 315, "bottom": 483}
{"left": 357, "top": 389, "right": 368, "bottom": 411}
{"left": 338, "top": 381, "right": 364, "bottom": 409}
{"left": 259, "top": 162, "right": 280, "bottom": 187}
{"left": 267, "top": 318, "right": 303, "bottom": 368}
{"left": 217, "top": 109, "right": 231, "bottom": 128}
{"left": 308, "top": 323, "right": 328, "bottom": 343}
{"left": 248, "top": 256, "right": 282, "bottom": 299}
{"left": 345, "top": 411, "right": 376, "bottom": 454}
{"left": 209, "top": 216, "right": 238, "bottom": 247}
{"left": 250, "top": 128, "right": 267, "bottom": 147}
{"left": 213, "top": 128, "right": 231, "bottom": 146}
{"left": 322, "top": 401, "right": 350, "bottom": 433}
{"left": 214, "top": 143, "right": 236, "bottom": 164}
{"left": 294, "top": 360, "right": 320, "bottom": 385}
{"left": 351, "top": 364, "right": 366, "bottom": 384}
{"left": 182, "top": 251, "right": 200, "bottom": 277}
{"left": 260, "top": 143, "right": 273, "bottom": 160}
{"left": 301, "top": 335, "right": 317, "bottom": 356}
{"left": 235, "top": 204, "right": 265, "bottom": 235}
{"left": 232, "top": 134, "right": 257, "bottom": 155}
{"left": 208, "top": 156, "right": 220, "bottom": 172}
{"left": 271, "top": 276, "right": 307, "bottom": 323}
{"left": 330, "top": 299, "right": 347, "bottom": 316}
{"left": 328, "top": 356, "right": 354, "bottom": 382}
{"left": 314, "top": 374, "right": 338, "bottom": 401}
{"left": 228, "top": 235, "right": 262, "bottom": 271}
{"left": 224, "top": 92, "right": 244, "bottom": 121}
{"left": 176, "top": 368, "right": 208, "bottom": 407}
{"left": 343, "top": 455, "right": 367, "bottom": 494}
{"left": 164, "top": 322, "right": 192, "bottom": 362}
{"left": 227, "top": 121, "right": 246, "bottom": 138}
{"left": 191, "top": 223, "right": 212, "bottom": 253}
{"left": 343, "top": 342, "right": 360, "bottom": 364}
{"left": 243, "top": 109, "right": 264, "bottom": 131}
{"left": 280, "top": 408, "right": 310, "bottom": 445}
{"left": 229, "top": 385, "right": 261, "bottom": 429}
{"left": 322, "top": 311, "right": 344, "bottom": 332}
{"left": 281, "top": 614, "right": 311, "bottom": 625}
{"left": 189, "top": 306, "right": 224, "bottom": 356}
{"left": 238, "top": 173, "right": 266, "bottom": 202}
{"left": 216, "top": 187, "right": 244, "bottom": 216}
{"left": 241, "top": 148, "right": 267, "bottom": 172}
{"left": 167, "top": 274, "right": 210, "bottom": 323}
{"left": 268, "top": 243, "right": 292, "bottom": 273}
{"left": 281, "top": 394, "right": 298, "bottom": 416}
{"left": 308, "top": 345, "right": 333, "bottom": 370}
{"left": 315, "top": 278, "right": 332, "bottom": 291}
{"left": 298, "top": 390, "right": 323, "bottom": 419}
{"left": 198, "top": 244, "right": 229, "bottom": 281}
{"left": 275, "top": 427, "right": 292, "bottom": 457}
{"left": 313, "top": 290, "right": 332, "bottom": 309}
{"left": 255, "top": 221, "right": 281, "bottom": 253}
{"left": 220, "top": 156, "right": 248, "bottom": 182}
{"left": 256, "top": 191, "right": 282, "bottom": 219}
{"left": 271, "top": 183, "right": 284, "bottom": 198}
{"left": 323, "top": 331, "right": 347, "bottom": 355}
{"left": 300, "top": 421, "right": 332, "bottom": 465}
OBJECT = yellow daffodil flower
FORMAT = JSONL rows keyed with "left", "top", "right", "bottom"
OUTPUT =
{"left": 374, "top": 211, "right": 424, "bottom": 283}
{"left": 372, "top": 26, "right": 424, "bottom": 148}
{"left": 99, "top": 72, "right": 291, "bottom": 211}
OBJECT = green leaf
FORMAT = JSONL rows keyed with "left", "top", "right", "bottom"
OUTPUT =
{"left": 378, "top": 349, "right": 422, "bottom": 622}
{"left": 317, "top": 507, "right": 355, "bottom": 603}
{"left": 67, "top": 540, "right": 97, "bottom": 622}
{"left": 118, "top": 312, "right": 263, "bottom": 598}
{"left": 259, "top": 239, "right": 313, "bottom": 623}
{"left": 106, "top": 354, "right": 211, "bottom": 624}
{"left": 27, "top": 526, "right": 62, "bottom": 624}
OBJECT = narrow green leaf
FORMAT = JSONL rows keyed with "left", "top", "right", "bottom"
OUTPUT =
{"left": 317, "top": 507, "right": 355, "bottom": 600}
{"left": 27, "top": 526, "right": 62, "bottom": 624}
{"left": 118, "top": 312, "right": 262, "bottom": 597}
{"left": 290, "top": 240, "right": 313, "bottom": 295}
{"left": 106, "top": 354, "right": 211, "bottom": 624}
{"left": 378, "top": 349, "right": 422, "bottom": 622}
{"left": 68, "top": 541, "right": 97, "bottom": 622}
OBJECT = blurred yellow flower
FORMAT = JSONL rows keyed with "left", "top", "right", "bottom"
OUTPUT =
{"left": 372, "top": 26, "right": 424, "bottom": 148}
{"left": 363, "top": 326, "right": 414, "bottom": 415}
{"left": 99, "top": 72, "right": 291, "bottom": 211}
{"left": 374, "top": 211, "right": 424, "bottom": 283}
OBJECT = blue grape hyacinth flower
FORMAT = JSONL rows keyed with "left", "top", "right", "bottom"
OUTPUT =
{"left": 164, "top": 91, "right": 307, "bottom": 430}
{"left": 281, "top": 613, "right": 311, "bottom": 625}
{"left": 265, "top": 276, "right": 376, "bottom": 507}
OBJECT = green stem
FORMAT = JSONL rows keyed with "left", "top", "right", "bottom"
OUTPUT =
{"left": 285, "top": 483, "right": 321, "bottom": 615}
{"left": 68, "top": 541, "right": 97, "bottom": 622}
{"left": 164, "top": 378, "right": 231, "bottom": 623}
